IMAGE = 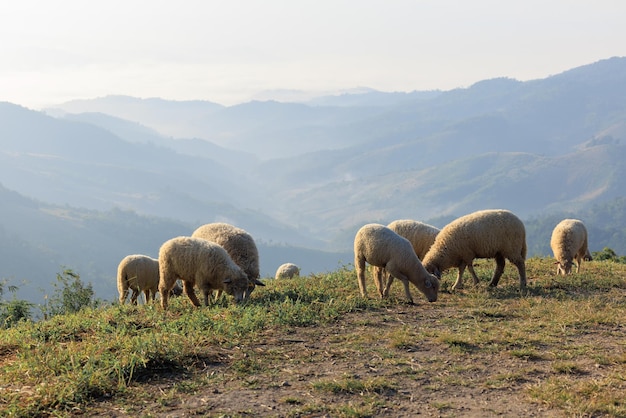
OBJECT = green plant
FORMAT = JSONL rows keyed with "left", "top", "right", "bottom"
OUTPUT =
{"left": 1, "top": 299, "right": 34, "bottom": 328}
{"left": 0, "top": 279, "right": 33, "bottom": 328}
{"left": 0, "top": 279, "right": 18, "bottom": 298}
{"left": 312, "top": 375, "right": 396, "bottom": 395}
{"left": 40, "top": 268, "right": 100, "bottom": 319}
{"left": 592, "top": 247, "right": 626, "bottom": 263}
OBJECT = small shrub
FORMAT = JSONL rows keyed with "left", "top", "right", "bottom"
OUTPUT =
{"left": 40, "top": 268, "right": 100, "bottom": 319}
{"left": 1, "top": 299, "right": 34, "bottom": 328}
{"left": 592, "top": 247, "right": 626, "bottom": 263}
{"left": 0, "top": 279, "right": 33, "bottom": 328}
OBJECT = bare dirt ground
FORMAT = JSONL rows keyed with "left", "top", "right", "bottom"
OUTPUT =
{"left": 86, "top": 302, "right": 582, "bottom": 418}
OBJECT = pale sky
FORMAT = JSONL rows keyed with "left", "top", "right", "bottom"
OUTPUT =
{"left": 1, "top": 0, "right": 625, "bottom": 109}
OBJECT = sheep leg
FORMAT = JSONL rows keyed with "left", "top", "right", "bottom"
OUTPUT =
{"left": 159, "top": 281, "right": 172, "bottom": 310}
{"left": 130, "top": 289, "right": 139, "bottom": 305}
{"left": 513, "top": 259, "right": 527, "bottom": 291}
{"left": 467, "top": 262, "right": 480, "bottom": 285}
{"left": 183, "top": 281, "right": 202, "bottom": 307}
{"left": 202, "top": 289, "right": 210, "bottom": 307}
{"left": 356, "top": 257, "right": 368, "bottom": 298}
{"left": 451, "top": 263, "right": 467, "bottom": 291}
{"left": 145, "top": 289, "right": 155, "bottom": 304}
{"left": 575, "top": 255, "right": 582, "bottom": 273}
{"left": 399, "top": 279, "right": 412, "bottom": 303}
{"left": 488, "top": 254, "right": 506, "bottom": 287}
{"left": 119, "top": 287, "right": 129, "bottom": 305}
{"left": 373, "top": 266, "right": 386, "bottom": 298}
{"left": 382, "top": 271, "right": 394, "bottom": 297}
{"left": 384, "top": 266, "right": 414, "bottom": 304}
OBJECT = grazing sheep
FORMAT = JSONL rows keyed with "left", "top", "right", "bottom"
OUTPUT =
{"left": 387, "top": 220, "right": 440, "bottom": 260}
{"left": 275, "top": 263, "right": 301, "bottom": 279}
{"left": 378, "top": 220, "right": 440, "bottom": 298}
{"left": 354, "top": 223, "right": 439, "bottom": 304}
{"left": 550, "top": 219, "right": 592, "bottom": 275}
{"left": 191, "top": 222, "right": 263, "bottom": 299}
{"left": 158, "top": 236, "right": 252, "bottom": 310}
{"left": 117, "top": 254, "right": 160, "bottom": 305}
{"left": 421, "top": 209, "right": 527, "bottom": 291}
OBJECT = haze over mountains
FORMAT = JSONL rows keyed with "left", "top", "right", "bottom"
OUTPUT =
{"left": 2, "top": 56, "right": 626, "bottom": 303}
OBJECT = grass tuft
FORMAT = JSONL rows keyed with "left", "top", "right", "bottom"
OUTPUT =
{"left": 311, "top": 375, "right": 397, "bottom": 395}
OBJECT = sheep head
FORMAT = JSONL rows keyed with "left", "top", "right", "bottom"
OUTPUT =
{"left": 555, "top": 260, "right": 573, "bottom": 275}
{"left": 223, "top": 272, "right": 251, "bottom": 303}
{"left": 421, "top": 274, "right": 440, "bottom": 302}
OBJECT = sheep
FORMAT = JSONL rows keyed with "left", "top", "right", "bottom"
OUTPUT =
{"left": 117, "top": 255, "right": 183, "bottom": 305}
{"left": 378, "top": 220, "right": 440, "bottom": 298}
{"left": 117, "top": 254, "right": 160, "bottom": 305}
{"left": 158, "top": 236, "right": 252, "bottom": 310}
{"left": 550, "top": 218, "right": 592, "bottom": 275}
{"left": 191, "top": 222, "right": 264, "bottom": 299}
{"left": 422, "top": 209, "right": 527, "bottom": 291}
{"left": 275, "top": 263, "right": 301, "bottom": 279}
{"left": 387, "top": 220, "right": 440, "bottom": 259}
{"left": 354, "top": 223, "right": 439, "bottom": 304}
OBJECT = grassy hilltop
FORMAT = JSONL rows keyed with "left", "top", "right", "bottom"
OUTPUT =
{"left": 1, "top": 258, "right": 625, "bottom": 417}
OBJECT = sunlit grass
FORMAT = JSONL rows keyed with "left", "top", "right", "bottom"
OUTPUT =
{"left": 0, "top": 259, "right": 625, "bottom": 416}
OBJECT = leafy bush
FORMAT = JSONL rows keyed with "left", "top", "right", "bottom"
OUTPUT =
{"left": 1, "top": 300, "right": 33, "bottom": 328}
{"left": 0, "top": 279, "right": 33, "bottom": 328}
{"left": 591, "top": 247, "right": 626, "bottom": 263}
{"left": 40, "top": 268, "right": 101, "bottom": 319}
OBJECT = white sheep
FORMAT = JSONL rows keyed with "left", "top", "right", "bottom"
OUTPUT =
{"left": 191, "top": 222, "right": 264, "bottom": 299}
{"left": 550, "top": 218, "right": 592, "bottom": 275}
{"left": 117, "top": 254, "right": 159, "bottom": 305}
{"left": 158, "top": 236, "right": 252, "bottom": 310}
{"left": 378, "top": 220, "right": 440, "bottom": 298}
{"left": 275, "top": 263, "right": 301, "bottom": 279}
{"left": 354, "top": 223, "right": 439, "bottom": 304}
{"left": 387, "top": 219, "right": 440, "bottom": 259}
{"left": 421, "top": 209, "right": 527, "bottom": 291}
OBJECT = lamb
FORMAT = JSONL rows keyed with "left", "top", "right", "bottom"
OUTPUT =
{"left": 117, "top": 255, "right": 183, "bottom": 305}
{"left": 117, "top": 254, "right": 160, "bottom": 305}
{"left": 354, "top": 223, "right": 439, "bottom": 304}
{"left": 158, "top": 236, "right": 252, "bottom": 310}
{"left": 421, "top": 209, "right": 527, "bottom": 291}
{"left": 550, "top": 218, "right": 592, "bottom": 275}
{"left": 191, "top": 222, "right": 264, "bottom": 299}
{"left": 378, "top": 220, "right": 440, "bottom": 298}
{"left": 275, "top": 263, "right": 301, "bottom": 279}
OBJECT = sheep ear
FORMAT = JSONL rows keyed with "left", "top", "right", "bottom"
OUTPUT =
{"left": 254, "top": 278, "right": 265, "bottom": 286}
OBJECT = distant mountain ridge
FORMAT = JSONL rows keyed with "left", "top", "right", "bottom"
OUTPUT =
{"left": 15, "top": 57, "right": 626, "bottom": 224}
{"left": 48, "top": 57, "right": 626, "bottom": 161}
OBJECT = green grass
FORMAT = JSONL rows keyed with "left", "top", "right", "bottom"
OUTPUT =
{"left": 311, "top": 374, "right": 397, "bottom": 395}
{"left": 1, "top": 260, "right": 625, "bottom": 417}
